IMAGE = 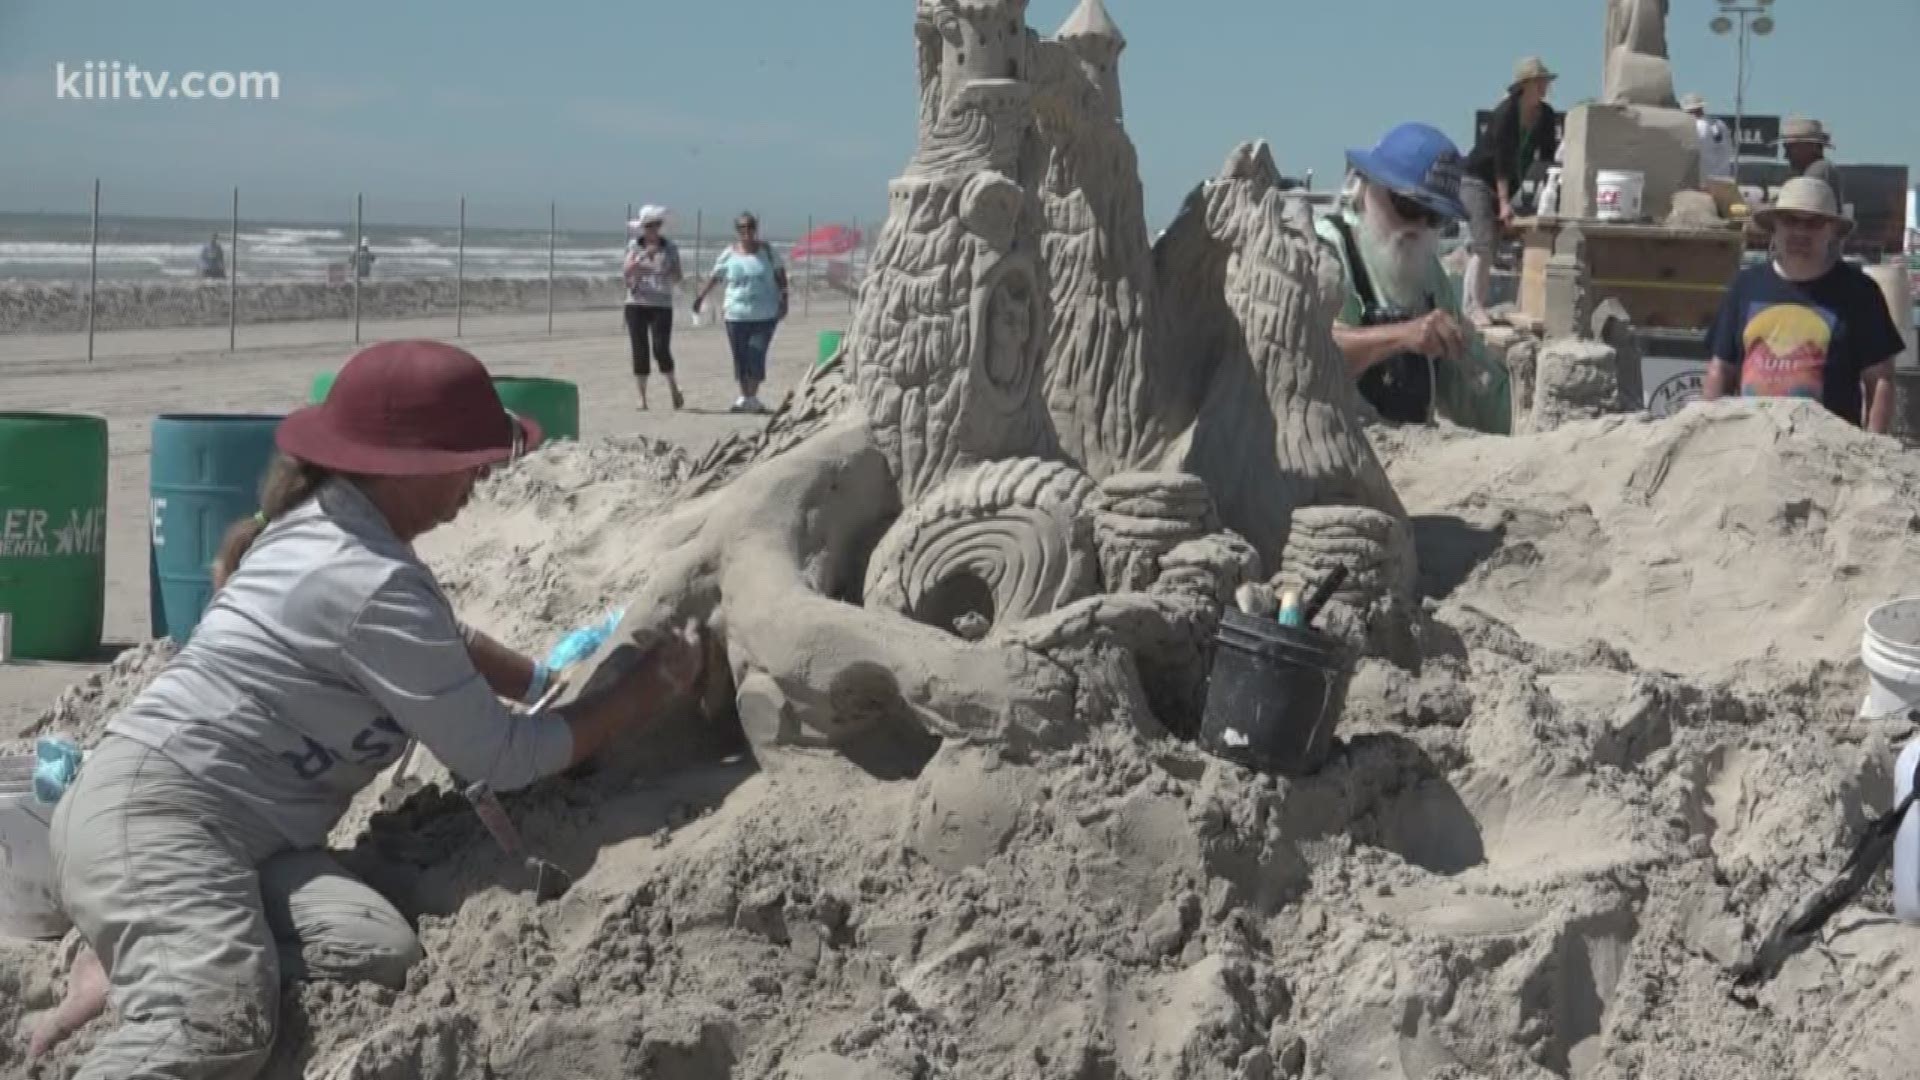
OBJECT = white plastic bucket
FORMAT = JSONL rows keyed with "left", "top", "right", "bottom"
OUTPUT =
{"left": 1862, "top": 598, "right": 1920, "bottom": 720}
{"left": 0, "top": 755, "right": 66, "bottom": 940}
{"left": 1895, "top": 736, "right": 1920, "bottom": 922}
{"left": 1595, "top": 169, "right": 1646, "bottom": 222}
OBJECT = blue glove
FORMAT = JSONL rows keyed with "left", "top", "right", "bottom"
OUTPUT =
{"left": 543, "top": 608, "right": 627, "bottom": 673}
{"left": 33, "top": 736, "right": 82, "bottom": 806}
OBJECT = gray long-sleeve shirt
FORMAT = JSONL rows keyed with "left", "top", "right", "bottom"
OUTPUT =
{"left": 108, "top": 479, "right": 572, "bottom": 847}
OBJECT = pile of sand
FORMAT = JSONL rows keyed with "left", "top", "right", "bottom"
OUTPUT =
{"left": 8, "top": 399, "right": 1920, "bottom": 1080}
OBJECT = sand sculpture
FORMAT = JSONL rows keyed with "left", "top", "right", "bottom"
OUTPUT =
{"left": 1601, "top": 0, "right": 1677, "bottom": 108}
{"left": 574, "top": 0, "right": 1415, "bottom": 761}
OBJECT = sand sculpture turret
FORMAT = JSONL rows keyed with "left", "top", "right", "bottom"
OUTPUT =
{"left": 577, "top": 0, "right": 1416, "bottom": 764}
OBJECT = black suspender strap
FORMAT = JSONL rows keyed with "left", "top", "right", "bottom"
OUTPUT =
{"left": 1327, "top": 214, "right": 1380, "bottom": 314}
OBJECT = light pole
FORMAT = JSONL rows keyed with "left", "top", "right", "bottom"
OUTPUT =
{"left": 1710, "top": 0, "right": 1776, "bottom": 177}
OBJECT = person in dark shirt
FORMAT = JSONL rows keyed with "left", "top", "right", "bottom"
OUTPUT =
{"left": 1704, "top": 178, "right": 1902, "bottom": 431}
{"left": 1461, "top": 56, "right": 1561, "bottom": 321}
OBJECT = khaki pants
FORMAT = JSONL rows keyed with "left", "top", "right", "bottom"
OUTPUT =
{"left": 51, "top": 735, "right": 421, "bottom": 1080}
{"left": 1459, "top": 176, "right": 1500, "bottom": 320}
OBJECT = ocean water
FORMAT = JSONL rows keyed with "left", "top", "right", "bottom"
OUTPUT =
{"left": 0, "top": 211, "right": 809, "bottom": 284}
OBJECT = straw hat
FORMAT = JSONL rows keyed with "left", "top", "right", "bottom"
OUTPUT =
{"left": 1679, "top": 93, "right": 1708, "bottom": 114}
{"left": 1779, "top": 117, "right": 1833, "bottom": 147}
{"left": 638, "top": 204, "right": 668, "bottom": 226}
{"left": 1510, "top": 56, "right": 1557, "bottom": 91}
{"left": 1753, "top": 177, "right": 1854, "bottom": 236}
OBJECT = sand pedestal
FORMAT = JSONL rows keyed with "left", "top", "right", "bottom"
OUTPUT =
{"left": 1559, "top": 104, "right": 1700, "bottom": 224}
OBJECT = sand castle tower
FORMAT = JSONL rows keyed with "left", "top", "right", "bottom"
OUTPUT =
{"left": 1055, "top": 0, "right": 1125, "bottom": 120}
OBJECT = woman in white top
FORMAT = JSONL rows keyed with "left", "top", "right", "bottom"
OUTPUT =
{"left": 623, "top": 206, "right": 684, "bottom": 410}
{"left": 31, "top": 340, "right": 704, "bottom": 1079}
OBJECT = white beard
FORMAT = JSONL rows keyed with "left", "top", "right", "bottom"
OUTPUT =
{"left": 1356, "top": 202, "right": 1440, "bottom": 313}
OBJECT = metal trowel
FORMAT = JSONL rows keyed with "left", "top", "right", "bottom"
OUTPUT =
{"left": 463, "top": 779, "right": 574, "bottom": 902}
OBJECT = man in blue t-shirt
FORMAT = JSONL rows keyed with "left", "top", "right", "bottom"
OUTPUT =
{"left": 1703, "top": 178, "right": 1903, "bottom": 432}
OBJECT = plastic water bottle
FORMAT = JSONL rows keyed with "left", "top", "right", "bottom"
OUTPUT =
{"left": 1895, "top": 736, "right": 1920, "bottom": 922}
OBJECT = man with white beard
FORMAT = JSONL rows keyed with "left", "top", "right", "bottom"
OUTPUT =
{"left": 1316, "top": 122, "right": 1475, "bottom": 425}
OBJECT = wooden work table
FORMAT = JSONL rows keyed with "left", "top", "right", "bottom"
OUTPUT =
{"left": 1514, "top": 216, "right": 1746, "bottom": 332}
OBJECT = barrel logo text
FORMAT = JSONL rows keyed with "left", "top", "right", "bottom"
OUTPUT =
{"left": 0, "top": 507, "right": 107, "bottom": 559}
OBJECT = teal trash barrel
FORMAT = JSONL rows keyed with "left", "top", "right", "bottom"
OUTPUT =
{"left": 0, "top": 413, "right": 108, "bottom": 660}
{"left": 148, "top": 414, "right": 284, "bottom": 644}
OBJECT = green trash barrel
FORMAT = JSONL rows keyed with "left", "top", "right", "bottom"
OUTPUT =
{"left": 149, "top": 414, "right": 284, "bottom": 644}
{"left": 307, "top": 372, "right": 577, "bottom": 443}
{"left": 818, "top": 330, "right": 846, "bottom": 367}
{"left": 492, "top": 377, "right": 579, "bottom": 443}
{"left": 0, "top": 413, "right": 108, "bottom": 660}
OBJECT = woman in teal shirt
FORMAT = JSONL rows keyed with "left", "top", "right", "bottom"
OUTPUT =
{"left": 693, "top": 211, "right": 789, "bottom": 414}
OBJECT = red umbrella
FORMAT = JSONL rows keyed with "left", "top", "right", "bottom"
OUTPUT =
{"left": 789, "top": 223, "right": 864, "bottom": 260}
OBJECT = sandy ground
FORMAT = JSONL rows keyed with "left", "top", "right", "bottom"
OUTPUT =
{"left": 0, "top": 306, "right": 850, "bottom": 739}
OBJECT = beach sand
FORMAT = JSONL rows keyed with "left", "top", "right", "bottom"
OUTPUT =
{"left": 0, "top": 307, "right": 846, "bottom": 740}
{"left": 10, "top": 308, "right": 1920, "bottom": 1078}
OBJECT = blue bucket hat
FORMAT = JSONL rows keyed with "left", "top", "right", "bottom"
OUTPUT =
{"left": 1345, "top": 122, "right": 1468, "bottom": 222}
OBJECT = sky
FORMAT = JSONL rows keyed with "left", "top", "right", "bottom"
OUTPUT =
{"left": 1, "top": 0, "right": 1915, "bottom": 234}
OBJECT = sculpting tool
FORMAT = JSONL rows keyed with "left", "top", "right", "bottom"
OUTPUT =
{"left": 463, "top": 780, "right": 573, "bottom": 902}
{"left": 1299, "top": 566, "right": 1350, "bottom": 628}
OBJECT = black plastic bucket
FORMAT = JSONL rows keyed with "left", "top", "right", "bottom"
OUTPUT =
{"left": 1198, "top": 608, "right": 1353, "bottom": 776}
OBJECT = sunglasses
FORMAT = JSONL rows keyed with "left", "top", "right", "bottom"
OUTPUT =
{"left": 735, "top": 222, "right": 758, "bottom": 232}
{"left": 1387, "top": 191, "right": 1442, "bottom": 227}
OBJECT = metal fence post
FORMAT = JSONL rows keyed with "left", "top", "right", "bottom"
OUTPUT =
{"left": 86, "top": 179, "right": 100, "bottom": 363}
{"left": 352, "top": 193, "right": 363, "bottom": 344}
{"left": 229, "top": 186, "right": 239, "bottom": 351}
{"left": 547, "top": 201, "right": 556, "bottom": 335}
{"left": 804, "top": 214, "right": 814, "bottom": 317}
{"left": 456, "top": 195, "right": 466, "bottom": 338}
{"left": 695, "top": 210, "right": 704, "bottom": 325}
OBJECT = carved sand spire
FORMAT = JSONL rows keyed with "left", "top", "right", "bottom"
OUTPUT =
{"left": 575, "top": 2, "right": 1423, "bottom": 769}
{"left": 1602, "top": 0, "right": 1677, "bottom": 107}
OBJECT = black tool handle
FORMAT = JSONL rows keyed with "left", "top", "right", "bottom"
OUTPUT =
{"left": 1300, "top": 566, "right": 1349, "bottom": 627}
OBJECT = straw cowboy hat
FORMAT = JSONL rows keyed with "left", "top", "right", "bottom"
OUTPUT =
{"left": 1679, "top": 93, "right": 1708, "bottom": 114}
{"left": 280, "top": 340, "right": 541, "bottom": 475}
{"left": 1753, "top": 177, "right": 1854, "bottom": 236}
{"left": 1510, "top": 56, "right": 1557, "bottom": 91}
{"left": 1779, "top": 117, "right": 1833, "bottom": 147}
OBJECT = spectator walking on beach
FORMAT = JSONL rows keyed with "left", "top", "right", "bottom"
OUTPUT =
{"left": 353, "top": 239, "right": 376, "bottom": 280}
{"left": 1682, "top": 94, "right": 1735, "bottom": 182}
{"left": 623, "top": 206, "right": 684, "bottom": 410}
{"left": 1461, "top": 56, "right": 1560, "bottom": 322}
{"left": 692, "top": 211, "right": 789, "bottom": 414}
{"left": 1702, "top": 178, "right": 1901, "bottom": 432}
{"left": 200, "top": 233, "right": 226, "bottom": 280}
{"left": 1781, "top": 117, "right": 1845, "bottom": 215}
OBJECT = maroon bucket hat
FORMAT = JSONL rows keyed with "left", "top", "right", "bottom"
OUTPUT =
{"left": 277, "top": 340, "right": 542, "bottom": 476}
